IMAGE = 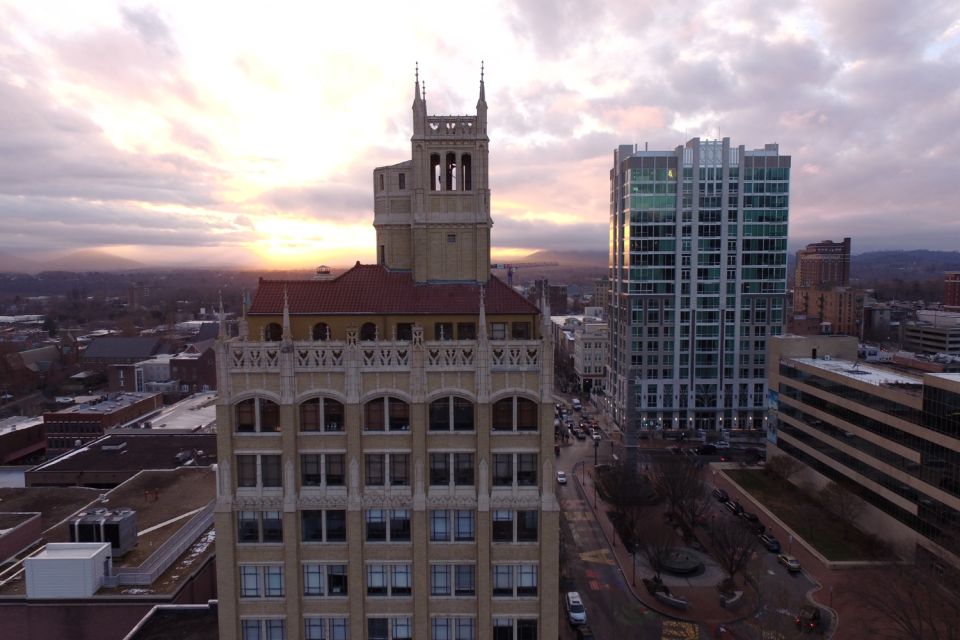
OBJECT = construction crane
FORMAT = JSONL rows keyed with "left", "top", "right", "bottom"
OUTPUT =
{"left": 490, "top": 262, "right": 559, "bottom": 286}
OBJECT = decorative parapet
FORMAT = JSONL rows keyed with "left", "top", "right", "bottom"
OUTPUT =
{"left": 224, "top": 339, "right": 541, "bottom": 374}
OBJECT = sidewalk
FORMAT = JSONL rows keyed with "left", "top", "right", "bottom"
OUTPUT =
{"left": 574, "top": 462, "right": 757, "bottom": 628}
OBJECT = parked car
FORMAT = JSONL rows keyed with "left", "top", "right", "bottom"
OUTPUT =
{"left": 669, "top": 445, "right": 683, "bottom": 455}
{"left": 591, "top": 429, "right": 602, "bottom": 441}
{"left": 576, "top": 625, "right": 595, "bottom": 640}
{"left": 698, "top": 444, "right": 718, "bottom": 455}
{"left": 573, "top": 429, "right": 586, "bottom": 440}
{"left": 795, "top": 605, "right": 822, "bottom": 632}
{"left": 759, "top": 533, "right": 781, "bottom": 552}
{"left": 557, "top": 471, "right": 568, "bottom": 485}
{"left": 739, "top": 511, "right": 760, "bottom": 524}
{"left": 712, "top": 488, "right": 729, "bottom": 502}
{"left": 724, "top": 500, "right": 744, "bottom": 515}
{"left": 778, "top": 554, "right": 802, "bottom": 573}
{"left": 714, "top": 440, "right": 730, "bottom": 449}
{"left": 566, "top": 591, "right": 587, "bottom": 625}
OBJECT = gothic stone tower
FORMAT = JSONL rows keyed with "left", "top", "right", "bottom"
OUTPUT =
{"left": 373, "top": 68, "right": 491, "bottom": 283}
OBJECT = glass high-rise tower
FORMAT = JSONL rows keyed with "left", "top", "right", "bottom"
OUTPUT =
{"left": 607, "top": 138, "right": 789, "bottom": 446}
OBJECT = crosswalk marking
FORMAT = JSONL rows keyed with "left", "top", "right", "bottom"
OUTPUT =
{"left": 579, "top": 548, "right": 615, "bottom": 565}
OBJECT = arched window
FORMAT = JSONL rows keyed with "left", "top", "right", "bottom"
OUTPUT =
{"left": 492, "top": 397, "right": 538, "bottom": 432}
{"left": 445, "top": 152, "right": 457, "bottom": 190}
{"left": 264, "top": 323, "right": 282, "bottom": 341}
{"left": 364, "top": 396, "right": 410, "bottom": 432}
{"left": 429, "top": 396, "right": 474, "bottom": 432}
{"left": 235, "top": 397, "right": 281, "bottom": 433}
{"left": 430, "top": 154, "right": 441, "bottom": 191}
{"left": 299, "top": 397, "right": 345, "bottom": 432}
{"left": 312, "top": 322, "right": 331, "bottom": 341}
{"left": 359, "top": 322, "right": 377, "bottom": 341}
{"left": 461, "top": 153, "right": 472, "bottom": 191}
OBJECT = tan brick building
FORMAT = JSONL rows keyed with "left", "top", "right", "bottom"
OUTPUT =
{"left": 214, "top": 70, "right": 559, "bottom": 640}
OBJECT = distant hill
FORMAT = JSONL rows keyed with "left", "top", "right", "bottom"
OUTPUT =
{"left": 524, "top": 249, "right": 607, "bottom": 268}
{"left": 38, "top": 249, "right": 145, "bottom": 273}
{"left": 851, "top": 250, "right": 960, "bottom": 281}
{"left": 0, "top": 252, "right": 42, "bottom": 274}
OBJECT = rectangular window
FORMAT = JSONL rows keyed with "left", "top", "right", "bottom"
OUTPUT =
{"left": 303, "top": 565, "right": 347, "bottom": 598}
{"left": 447, "top": 233, "right": 456, "bottom": 243}
{"left": 431, "top": 564, "right": 451, "bottom": 596}
{"left": 264, "top": 565, "right": 284, "bottom": 597}
{"left": 517, "top": 565, "right": 538, "bottom": 596}
{"left": 365, "top": 454, "right": 385, "bottom": 486}
{"left": 390, "top": 509, "right": 411, "bottom": 541}
{"left": 455, "top": 564, "right": 476, "bottom": 596}
{"left": 516, "top": 454, "right": 537, "bottom": 486}
{"left": 492, "top": 565, "right": 513, "bottom": 597}
{"left": 237, "top": 455, "right": 257, "bottom": 488}
{"left": 429, "top": 453, "right": 450, "bottom": 485}
{"left": 261, "top": 455, "right": 282, "bottom": 488}
{"left": 240, "top": 565, "right": 260, "bottom": 597}
{"left": 492, "top": 454, "right": 512, "bottom": 486}
{"left": 301, "top": 454, "right": 322, "bottom": 486}
{"left": 516, "top": 510, "right": 538, "bottom": 542}
{"left": 454, "top": 453, "right": 474, "bottom": 486}
{"left": 305, "top": 618, "right": 349, "bottom": 640}
{"left": 238, "top": 511, "right": 260, "bottom": 543}
{"left": 398, "top": 173, "right": 405, "bottom": 190}
{"left": 390, "top": 453, "right": 410, "bottom": 486}
{"left": 492, "top": 510, "right": 513, "bottom": 542}
{"left": 434, "top": 322, "right": 454, "bottom": 340}
{"left": 511, "top": 322, "right": 531, "bottom": 339}
{"left": 430, "top": 510, "right": 451, "bottom": 542}
{"left": 366, "top": 509, "right": 387, "bottom": 542}
{"left": 491, "top": 323, "right": 507, "bottom": 340}
{"left": 454, "top": 510, "right": 475, "bottom": 541}
{"left": 326, "top": 454, "right": 344, "bottom": 486}
{"left": 262, "top": 511, "right": 283, "bottom": 542}
{"left": 457, "top": 322, "right": 476, "bottom": 340}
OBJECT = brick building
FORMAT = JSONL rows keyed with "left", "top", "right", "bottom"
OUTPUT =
{"left": 42, "top": 392, "right": 162, "bottom": 454}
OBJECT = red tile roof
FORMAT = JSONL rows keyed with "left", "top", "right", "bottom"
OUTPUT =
{"left": 249, "top": 264, "right": 540, "bottom": 316}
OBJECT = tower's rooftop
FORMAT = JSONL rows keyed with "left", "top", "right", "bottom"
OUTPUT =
{"left": 249, "top": 264, "right": 538, "bottom": 315}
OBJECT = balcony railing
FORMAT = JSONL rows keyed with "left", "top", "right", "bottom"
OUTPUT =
{"left": 225, "top": 339, "right": 540, "bottom": 374}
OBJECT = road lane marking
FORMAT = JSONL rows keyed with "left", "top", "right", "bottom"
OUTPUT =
{"left": 589, "top": 580, "right": 600, "bottom": 591}
{"left": 579, "top": 548, "right": 615, "bottom": 565}
{"left": 564, "top": 510, "right": 592, "bottom": 522}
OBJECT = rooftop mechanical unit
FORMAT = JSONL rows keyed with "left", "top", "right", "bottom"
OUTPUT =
{"left": 68, "top": 507, "right": 138, "bottom": 556}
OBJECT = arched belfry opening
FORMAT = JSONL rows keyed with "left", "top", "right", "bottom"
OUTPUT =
{"left": 461, "top": 153, "right": 472, "bottom": 191}
{"left": 430, "top": 154, "right": 441, "bottom": 191}
{"left": 445, "top": 152, "right": 457, "bottom": 191}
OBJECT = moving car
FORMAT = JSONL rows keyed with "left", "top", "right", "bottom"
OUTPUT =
{"left": 712, "top": 488, "right": 729, "bottom": 502}
{"left": 557, "top": 471, "right": 568, "bottom": 484}
{"left": 591, "top": 429, "right": 602, "bottom": 441}
{"left": 758, "top": 533, "right": 781, "bottom": 552}
{"left": 574, "top": 429, "right": 587, "bottom": 440}
{"left": 739, "top": 511, "right": 760, "bottom": 524}
{"left": 566, "top": 591, "right": 587, "bottom": 625}
{"left": 778, "top": 554, "right": 802, "bottom": 573}
{"left": 795, "top": 605, "right": 822, "bottom": 632}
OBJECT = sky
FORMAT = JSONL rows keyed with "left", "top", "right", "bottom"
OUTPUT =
{"left": 1, "top": 0, "right": 958, "bottom": 269}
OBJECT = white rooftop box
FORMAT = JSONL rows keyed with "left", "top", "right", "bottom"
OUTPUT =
{"left": 25, "top": 542, "right": 111, "bottom": 598}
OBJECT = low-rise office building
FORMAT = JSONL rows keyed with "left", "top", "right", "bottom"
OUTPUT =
{"left": 768, "top": 335, "right": 960, "bottom": 567}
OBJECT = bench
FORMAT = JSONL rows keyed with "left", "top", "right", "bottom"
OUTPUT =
{"left": 654, "top": 591, "right": 690, "bottom": 610}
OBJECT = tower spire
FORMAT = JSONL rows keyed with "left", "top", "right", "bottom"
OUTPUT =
{"left": 479, "top": 60, "right": 486, "bottom": 103}
{"left": 414, "top": 61, "right": 421, "bottom": 102}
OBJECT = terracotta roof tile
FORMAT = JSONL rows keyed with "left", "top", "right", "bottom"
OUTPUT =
{"left": 249, "top": 264, "right": 539, "bottom": 316}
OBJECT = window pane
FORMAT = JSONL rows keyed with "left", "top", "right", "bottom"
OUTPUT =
{"left": 390, "top": 454, "right": 409, "bottom": 486}
{"left": 456, "top": 619, "right": 475, "bottom": 640}
{"left": 517, "top": 620, "right": 538, "bottom": 640}
{"left": 429, "top": 453, "right": 450, "bottom": 485}
{"left": 511, "top": 322, "right": 531, "bottom": 339}
{"left": 516, "top": 398, "right": 537, "bottom": 431}
{"left": 392, "top": 565, "right": 411, "bottom": 595}
{"left": 492, "top": 511, "right": 513, "bottom": 542}
{"left": 238, "top": 511, "right": 259, "bottom": 543}
{"left": 260, "top": 400, "right": 280, "bottom": 432}
{"left": 367, "top": 565, "right": 387, "bottom": 596}
{"left": 430, "top": 510, "right": 450, "bottom": 542}
{"left": 390, "top": 510, "right": 410, "bottom": 542}
{"left": 326, "top": 511, "right": 346, "bottom": 542}
{"left": 366, "top": 510, "right": 386, "bottom": 542}
{"left": 237, "top": 455, "right": 257, "bottom": 487}
{"left": 242, "top": 620, "right": 262, "bottom": 640}
{"left": 453, "top": 397, "right": 474, "bottom": 431}
{"left": 240, "top": 565, "right": 260, "bottom": 597}
{"left": 323, "top": 399, "right": 344, "bottom": 431}
{"left": 366, "top": 454, "right": 385, "bottom": 486}
{"left": 365, "top": 399, "right": 385, "bottom": 431}
{"left": 300, "top": 399, "right": 320, "bottom": 432}
{"left": 388, "top": 398, "right": 409, "bottom": 431}
{"left": 236, "top": 399, "right": 256, "bottom": 432}
{"left": 368, "top": 618, "right": 388, "bottom": 640}
{"left": 429, "top": 398, "right": 450, "bottom": 431}
{"left": 516, "top": 510, "right": 538, "bottom": 542}
{"left": 453, "top": 453, "right": 474, "bottom": 486}
{"left": 431, "top": 565, "right": 450, "bottom": 596}
{"left": 304, "top": 618, "right": 325, "bottom": 640}
{"left": 301, "top": 511, "right": 323, "bottom": 542}
{"left": 303, "top": 565, "right": 323, "bottom": 596}
{"left": 326, "top": 454, "right": 344, "bottom": 486}
{"left": 265, "top": 566, "right": 284, "bottom": 597}
{"left": 328, "top": 565, "right": 347, "bottom": 595}
{"left": 455, "top": 565, "right": 475, "bottom": 596}
{"left": 517, "top": 454, "right": 537, "bottom": 486}
{"left": 492, "top": 399, "right": 512, "bottom": 430}
{"left": 492, "top": 566, "right": 513, "bottom": 596}
{"left": 262, "top": 511, "right": 283, "bottom": 542}
{"left": 493, "top": 455, "right": 512, "bottom": 486}
{"left": 454, "top": 510, "right": 474, "bottom": 541}
{"left": 301, "top": 454, "right": 322, "bottom": 486}
{"left": 261, "top": 455, "right": 282, "bottom": 488}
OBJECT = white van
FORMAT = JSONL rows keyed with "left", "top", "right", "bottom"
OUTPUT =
{"left": 566, "top": 591, "right": 587, "bottom": 625}
{"left": 571, "top": 398, "right": 582, "bottom": 411}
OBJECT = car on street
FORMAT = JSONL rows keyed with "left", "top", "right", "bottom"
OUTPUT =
{"left": 574, "top": 429, "right": 586, "bottom": 440}
{"left": 758, "top": 533, "right": 781, "bottom": 552}
{"left": 712, "top": 488, "right": 729, "bottom": 502}
{"left": 557, "top": 471, "right": 567, "bottom": 484}
{"left": 724, "top": 500, "right": 744, "bottom": 515}
{"left": 566, "top": 591, "right": 587, "bottom": 625}
{"left": 778, "top": 554, "right": 802, "bottom": 573}
{"left": 698, "top": 444, "right": 718, "bottom": 455}
{"left": 591, "top": 429, "right": 602, "bottom": 441}
{"left": 714, "top": 440, "right": 730, "bottom": 449}
{"left": 739, "top": 511, "right": 760, "bottom": 524}
{"left": 575, "top": 625, "right": 595, "bottom": 640}
{"left": 669, "top": 445, "right": 683, "bottom": 455}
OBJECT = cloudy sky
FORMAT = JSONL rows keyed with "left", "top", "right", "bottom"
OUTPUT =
{"left": 1, "top": 0, "right": 958, "bottom": 268}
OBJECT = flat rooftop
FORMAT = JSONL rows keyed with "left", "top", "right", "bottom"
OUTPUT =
{"left": 0, "top": 416, "right": 43, "bottom": 436}
{"left": 47, "top": 392, "right": 160, "bottom": 416}
{"left": 0, "top": 486, "right": 102, "bottom": 531}
{"left": 33, "top": 543, "right": 109, "bottom": 560}
{"left": 126, "top": 604, "right": 219, "bottom": 640}
{"left": 131, "top": 392, "right": 216, "bottom": 431}
{"left": 0, "top": 467, "right": 215, "bottom": 597}
{"left": 28, "top": 432, "right": 217, "bottom": 474}
{"left": 792, "top": 357, "right": 922, "bottom": 387}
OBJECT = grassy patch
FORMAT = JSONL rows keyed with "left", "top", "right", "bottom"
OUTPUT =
{"left": 725, "top": 469, "right": 892, "bottom": 561}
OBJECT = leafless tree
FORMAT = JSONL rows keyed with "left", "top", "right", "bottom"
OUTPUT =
{"left": 634, "top": 516, "right": 675, "bottom": 582}
{"left": 710, "top": 516, "right": 759, "bottom": 586}
{"left": 765, "top": 454, "right": 805, "bottom": 482}
{"left": 819, "top": 481, "right": 865, "bottom": 540}
{"left": 652, "top": 457, "right": 709, "bottom": 532}
{"left": 839, "top": 561, "right": 960, "bottom": 640}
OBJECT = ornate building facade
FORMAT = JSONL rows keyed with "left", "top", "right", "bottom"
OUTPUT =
{"left": 214, "top": 70, "right": 559, "bottom": 640}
